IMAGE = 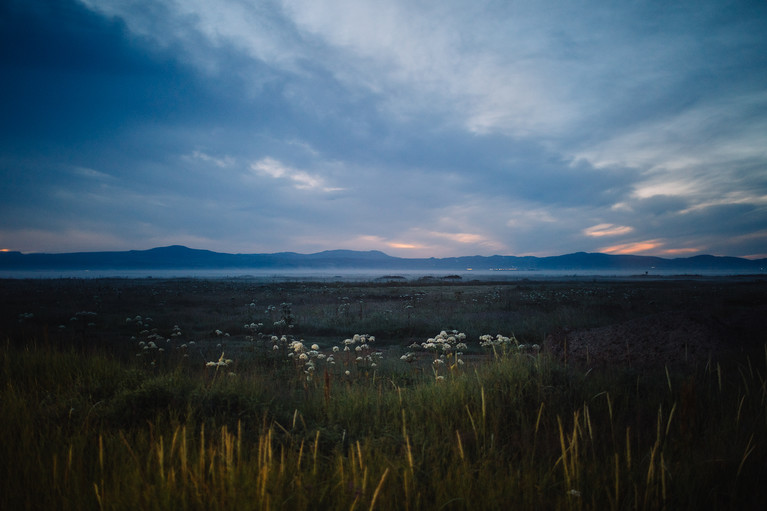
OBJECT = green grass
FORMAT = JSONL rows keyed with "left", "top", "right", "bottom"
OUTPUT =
{"left": 2, "top": 337, "right": 766, "bottom": 510}
{"left": 2, "top": 277, "right": 766, "bottom": 509}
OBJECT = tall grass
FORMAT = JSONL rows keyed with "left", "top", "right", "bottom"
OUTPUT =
{"left": 2, "top": 336, "right": 766, "bottom": 510}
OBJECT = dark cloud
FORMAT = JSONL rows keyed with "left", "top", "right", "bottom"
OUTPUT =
{"left": 1, "top": 0, "right": 765, "bottom": 258}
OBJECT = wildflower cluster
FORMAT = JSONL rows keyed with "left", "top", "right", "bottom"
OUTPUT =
{"left": 244, "top": 322, "right": 264, "bottom": 341}
{"left": 268, "top": 333, "right": 382, "bottom": 383}
{"left": 405, "top": 330, "right": 467, "bottom": 380}
{"left": 479, "top": 333, "right": 540, "bottom": 359}
{"left": 206, "top": 352, "right": 233, "bottom": 368}
{"left": 130, "top": 315, "right": 164, "bottom": 355}
{"left": 128, "top": 315, "right": 195, "bottom": 364}
{"left": 479, "top": 333, "right": 517, "bottom": 350}
{"left": 69, "top": 310, "right": 98, "bottom": 334}
{"left": 266, "top": 302, "right": 294, "bottom": 334}
{"left": 338, "top": 333, "right": 381, "bottom": 373}
{"left": 280, "top": 337, "right": 326, "bottom": 381}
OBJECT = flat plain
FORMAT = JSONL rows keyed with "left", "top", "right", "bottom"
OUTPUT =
{"left": 2, "top": 276, "right": 766, "bottom": 509}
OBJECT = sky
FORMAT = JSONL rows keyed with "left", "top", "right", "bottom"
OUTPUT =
{"left": 1, "top": 0, "right": 766, "bottom": 259}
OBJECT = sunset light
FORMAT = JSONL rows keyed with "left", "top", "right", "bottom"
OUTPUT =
{"left": 600, "top": 241, "right": 663, "bottom": 255}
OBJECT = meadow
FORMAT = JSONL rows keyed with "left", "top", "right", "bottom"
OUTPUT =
{"left": 1, "top": 276, "right": 766, "bottom": 510}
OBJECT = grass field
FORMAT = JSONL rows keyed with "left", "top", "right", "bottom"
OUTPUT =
{"left": 1, "top": 277, "right": 766, "bottom": 509}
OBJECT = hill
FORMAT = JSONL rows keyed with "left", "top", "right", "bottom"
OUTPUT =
{"left": 1, "top": 245, "right": 765, "bottom": 273}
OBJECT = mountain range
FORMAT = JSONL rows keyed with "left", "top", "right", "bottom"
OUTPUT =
{"left": 1, "top": 245, "right": 765, "bottom": 273}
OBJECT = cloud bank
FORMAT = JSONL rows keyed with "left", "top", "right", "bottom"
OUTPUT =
{"left": 1, "top": 0, "right": 766, "bottom": 258}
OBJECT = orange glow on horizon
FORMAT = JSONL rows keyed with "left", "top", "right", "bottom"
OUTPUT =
{"left": 660, "top": 247, "right": 701, "bottom": 256}
{"left": 388, "top": 243, "right": 422, "bottom": 249}
{"left": 600, "top": 240, "right": 662, "bottom": 255}
{"left": 0, "top": 249, "right": 10, "bottom": 252}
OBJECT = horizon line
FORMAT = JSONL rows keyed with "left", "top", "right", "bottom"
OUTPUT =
{"left": 1, "top": 244, "right": 765, "bottom": 261}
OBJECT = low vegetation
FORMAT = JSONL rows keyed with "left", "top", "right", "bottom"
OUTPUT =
{"left": 1, "top": 277, "right": 766, "bottom": 509}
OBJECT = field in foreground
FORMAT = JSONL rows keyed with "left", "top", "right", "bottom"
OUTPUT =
{"left": 1, "top": 277, "right": 766, "bottom": 509}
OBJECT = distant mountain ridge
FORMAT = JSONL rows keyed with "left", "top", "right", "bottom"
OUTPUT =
{"left": 1, "top": 245, "right": 765, "bottom": 273}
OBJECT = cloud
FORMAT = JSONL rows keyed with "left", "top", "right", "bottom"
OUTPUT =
{"left": 1, "top": 0, "right": 765, "bottom": 259}
{"left": 249, "top": 157, "right": 344, "bottom": 192}
{"left": 583, "top": 224, "right": 634, "bottom": 238}
{"left": 600, "top": 240, "right": 664, "bottom": 256}
{"left": 347, "top": 235, "right": 428, "bottom": 253}
{"left": 189, "top": 151, "right": 235, "bottom": 168}
{"left": 0, "top": 228, "right": 131, "bottom": 254}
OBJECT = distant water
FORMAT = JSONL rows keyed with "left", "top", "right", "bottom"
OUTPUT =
{"left": 0, "top": 267, "right": 763, "bottom": 281}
